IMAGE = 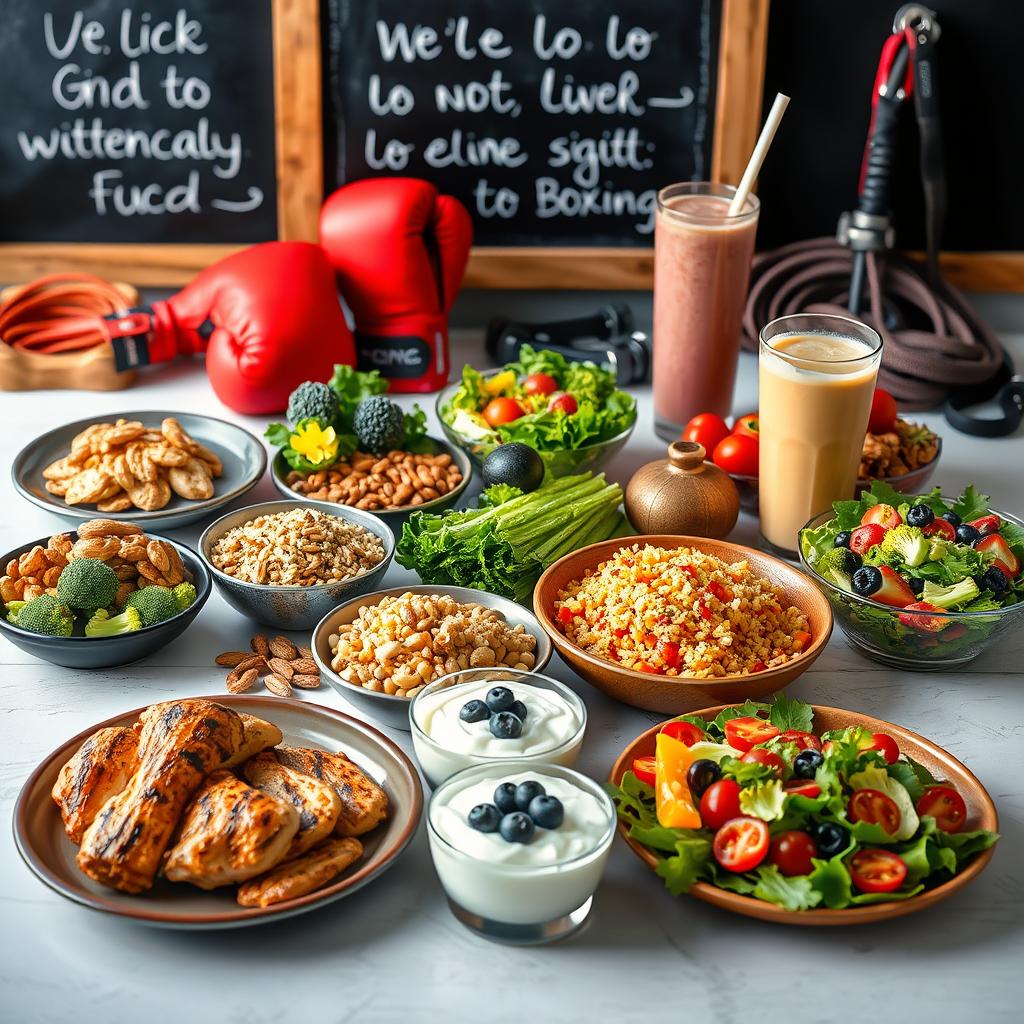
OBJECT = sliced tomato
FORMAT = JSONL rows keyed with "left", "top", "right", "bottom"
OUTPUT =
{"left": 924, "top": 517, "right": 957, "bottom": 542}
{"left": 713, "top": 817, "right": 770, "bottom": 872}
{"left": 724, "top": 716, "right": 780, "bottom": 753}
{"left": 660, "top": 719, "right": 706, "bottom": 746}
{"left": 699, "top": 779, "right": 742, "bottom": 831}
{"left": 864, "top": 731, "right": 900, "bottom": 764}
{"left": 769, "top": 830, "right": 818, "bottom": 876}
{"left": 483, "top": 397, "right": 525, "bottom": 426}
{"left": 682, "top": 412, "right": 731, "bottom": 455}
{"left": 849, "top": 849, "right": 907, "bottom": 893}
{"left": 522, "top": 372, "right": 558, "bottom": 397}
{"left": 848, "top": 788, "right": 902, "bottom": 835}
{"left": 712, "top": 433, "right": 759, "bottom": 477}
{"left": 741, "top": 748, "right": 785, "bottom": 779}
{"left": 860, "top": 503, "right": 902, "bottom": 530}
{"left": 778, "top": 730, "right": 822, "bottom": 752}
{"left": 867, "top": 388, "right": 898, "bottom": 433}
{"left": 631, "top": 755, "right": 657, "bottom": 787}
{"left": 732, "top": 413, "right": 760, "bottom": 439}
{"left": 849, "top": 523, "right": 887, "bottom": 556}
{"left": 917, "top": 785, "right": 968, "bottom": 833}
{"left": 783, "top": 779, "right": 821, "bottom": 799}
{"left": 654, "top": 733, "right": 701, "bottom": 829}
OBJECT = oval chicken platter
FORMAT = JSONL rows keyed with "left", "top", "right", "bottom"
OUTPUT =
{"left": 13, "top": 695, "right": 423, "bottom": 928}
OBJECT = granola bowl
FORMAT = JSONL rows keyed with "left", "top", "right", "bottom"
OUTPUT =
{"left": 199, "top": 500, "right": 395, "bottom": 631}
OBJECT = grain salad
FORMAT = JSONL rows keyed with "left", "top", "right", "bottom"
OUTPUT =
{"left": 553, "top": 544, "right": 812, "bottom": 677}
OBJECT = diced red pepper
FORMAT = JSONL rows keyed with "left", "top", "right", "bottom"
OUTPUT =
{"left": 751, "top": 661, "right": 767, "bottom": 672}
{"left": 681, "top": 564, "right": 699, "bottom": 579}
{"left": 658, "top": 640, "right": 681, "bottom": 669}
{"left": 642, "top": 632, "right": 658, "bottom": 647}
{"left": 613, "top": 626, "right": 628, "bottom": 639}
{"left": 791, "top": 630, "right": 812, "bottom": 651}
{"left": 636, "top": 661, "right": 661, "bottom": 674}
{"left": 698, "top": 603, "right": 713, "bottom": 621}
{"left": 708, "top": 580, "right": 732, "bottom": 602}
{"left": 556, "top": 606, "right": 573, "bottom": 625}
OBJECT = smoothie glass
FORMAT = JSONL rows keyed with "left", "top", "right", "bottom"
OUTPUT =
{"left": 758, "top": 314, "right": 882, "bottom": 557}
{"left": 653, "top": 182, "right": 760, "bottom": 441}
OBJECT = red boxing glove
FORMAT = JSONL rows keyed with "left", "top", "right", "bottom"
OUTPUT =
{"left": 102, "top": 242, "right": 355, "bottom": 414}
{"left": 319, "top": 178, "right": 473, "bottom": 392}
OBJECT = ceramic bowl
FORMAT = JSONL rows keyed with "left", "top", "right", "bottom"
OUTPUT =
{"left": 610, "top": 704, "right": 998, "bottom": 926}
{"left": 312, "top": 585, "right": 553, "bottom": 731}
{"left": 270, "top": 436, "right": 473, "bottom": 530}
{"left": 0, "top": 534, "right": 210, "bottom": 669}
{"left": 534, "top": 535, "right": 833, "bottom": 714}
{"left": 199, "top": 500, "right": 395, "bottom": 630}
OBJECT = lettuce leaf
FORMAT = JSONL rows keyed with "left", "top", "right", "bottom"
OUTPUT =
{"left": 739, "top": 779, "right": 787, "bottom": 821}
{"left": 753, "top": 865, "right": 821, "bottom": 910}
{"left": 768, "top": 694, "right": 814, "bottom": 732}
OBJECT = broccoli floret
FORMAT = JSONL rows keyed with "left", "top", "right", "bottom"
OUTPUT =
{"left": 124, "top": 586, "right": 180, "bottom": 626}
{"left": 85, "top": 606, "right": 143, "bottom": 637}
{"left": 815, "top": 548, "right": 861, "bottom": 592}
{"left": 927, "top": 539, "right": 949, "bottom": 562}
{"left": 56, "top": 557, "right": 119, "bottom": 611}
{"left": 11, "top": 594, "right": 75, "bottom": 637}
{"left": 879, "top": 525, "right": 930, "bottom": 568}
{"left": 353, "top": 396, "right": 406, "bottom": 454}
{"left": 287, "top": 381, "right": 340, "bottom": 427}
{"left": 922, "top": 577, "right": 980, "bottom": 610}
{"left": 172, "top": 582, "right": 197, "bottom": 612}
{"left": 5, "top": 600, "right": 27, "bottom": 622}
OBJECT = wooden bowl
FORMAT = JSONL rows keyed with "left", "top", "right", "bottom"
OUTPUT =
{"left": 610, "top": 705, "right": 999, "bottom": 925}
{"left": 534, "top": 535, "right": 832, "bottom": 714}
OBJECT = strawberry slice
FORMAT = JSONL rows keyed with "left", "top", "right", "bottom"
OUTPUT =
{"left": 898, "top": 601, "right": 950, "bottom": 632}
{"left": 968, "top": 514, "right": 1001, "bottom": 537}
{"left": 976, "top": 534, "right": 1020, "bottom": 578}
{"left": 873, "top": 565, "right": 917, "bottom": 607}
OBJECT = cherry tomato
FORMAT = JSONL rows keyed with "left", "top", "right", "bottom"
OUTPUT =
{"left": 917, "top": 785, "right": 968, "bottom": 833}
{"left": 522, "top": 372, "right": 558, "bottom": 397}
{"left": 860, "top": 503, "right": 902, "bottom": 530}
{"left": 778, "top": 730, "right": 822, "bottom": 752}
{"left": 868, "top": 388, "right": 898, "bottom": 433}
{"left": 741, "top": 748, "right": 785, "bottom": 779}
{"left": 483, "top": 397, "right": 525, "bottom": 427}
{"left": 865, "top": 732, "right": 900, "bottom": 764}
{"left": 713, "top": 817, "right": 770, "bottom": 873}
{"left": 660, "top": 719, "right": 706, "bottom": 746}
{"left": 849, "top": 523, "right": 887, "bottom": 556}
{"left": 631, "top": 755, "right": 657, "bottom": 787}
{"left": 769, "top": 830, "right": 818, "bottom": 876}
{"left": 849, "top": 849, "right": 908, "bottom": 893}
{"left": 724, "top": 716, "right": 780, "bottom": 753}
{"left": 699, "top": 779, "right": 742, "bottom": 831}
{"left": 732, "top": 413, "right": 760, "bottom": 439}
{"left": 848, "top": 789, "right": 902, "bottom": 835}
{"left": 924, "top": 517, "right": 956, "bottom": 542}
{"left": 547, "top": 393, "right": 578, "bottom": 415}
{"left": 712, "top": 433, "right": 759, "bottom": 477}
{"left": 682, "top": 413, "right": 730, "bottom": 455}
{"left": 783, "top": 779, "right": 822, "bottom": 799}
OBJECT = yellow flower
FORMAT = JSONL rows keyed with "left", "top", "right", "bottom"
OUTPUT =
{"left": 289, "top": 420, "right": 339, "bottom": 466}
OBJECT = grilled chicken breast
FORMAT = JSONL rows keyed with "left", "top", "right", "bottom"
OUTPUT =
{"left": 236, "top": 837, "right": 363, "bottom": 908}
{"left": 163, "top": 770, "right": 299, "bottom": 889}
{"left": 221, "top": 713, "right": 284, "bottom": 770}
{"left": 243, "top": 751, "right": 341, "bottom": 857}
{"left": 77, "top": 700, "right": 244, "bottom": 893}
{"left": 52, "top": 722, "right": 142, "bottom": 844}
{"left": 273, "top": 746, "right": 388, "bottom": 837}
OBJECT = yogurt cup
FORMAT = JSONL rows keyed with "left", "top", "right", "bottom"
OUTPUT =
{"left": 409, "top": 668, "right": 586, "bottom": 787}
{"left": 427, "top": 762, "right": 616, "bottom": 945}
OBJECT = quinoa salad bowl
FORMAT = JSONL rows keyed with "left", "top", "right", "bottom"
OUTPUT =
{"left": 534, "top": 536, "right": 832, "bottom": 714}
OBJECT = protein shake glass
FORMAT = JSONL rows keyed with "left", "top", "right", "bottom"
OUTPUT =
{"left": 758, "top": 314, "right": 883, "bottom": 557}
{"left": 653, "top": 183, "right": 760, "bottom": 441}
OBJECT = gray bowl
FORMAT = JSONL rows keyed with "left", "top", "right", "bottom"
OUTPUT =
{"left": 311, "top": 585, "right": 553, "bottom": 731}
{"left": 199, "top": 500, "right": 396, "bottom": 630}
{"left": 269, "top": 436, "right": 473, "bottom": 531}
{"left": 0, "top": 534, "right": 210, "bottom": 669}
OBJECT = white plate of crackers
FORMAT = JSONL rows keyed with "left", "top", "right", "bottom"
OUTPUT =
{"left": 12, "top": 410, "right": 268, "bottom": 530}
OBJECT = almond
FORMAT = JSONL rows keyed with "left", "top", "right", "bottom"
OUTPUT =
{"left": 227, "top": 667, "right": 259, "bottom": 693}
{"left": 233, "top": 655, "right": 267, "bottom": 675}
{"left": 290, "top": 658, "right": 320, "bottom": 676}
{"left": 297, "top": 645, "right": 313, "bottom": 659}
{"left": 291, "top": 673, "right": 321, "bottom": 690}
{"left": 215, "top": 651, "right": 253, "bottom": 667}
{"left": 267, "top": 657, "right": 294, "bottom": 679}
{"left": 77, "top": 518, "right": 143, "bottom": 539}
{"left": 269, "top": 635, "right": 297, "bottom": 660}
{"left": 250, "top": 634, "right": 270, "bottom": 657}
{"left": 265, "top": 674, "right": 293, "bottom": 697}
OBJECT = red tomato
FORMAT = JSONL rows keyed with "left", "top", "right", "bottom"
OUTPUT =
{"left": 699, "top": 779, "right": 742, "bottom": 831}
{"left": 732, "top": 413, "right": 760, "bottom": 439}
{"left": 682, "top": 413, "right": 731, "bottom": 455}
{"left": 783, "top": 779, "right": 822, "bottom": 799}
{"left": 547, "top": 393, "right": 578, "bottom": 415}
{"left": 860, "top": 503, "right": 902, "bottom": 530}
{"left": 724, "top": 716, "right": 780, "bottom": 753}
{"left": 769, "top": 830, "right": 818, "bottom": 876}
{"left": 631, "top": 755, "right": 657, "bottom": 787}
{"left": 778, "top": 730, "right": 821, "bottom": 752}
{"left": 660, "top": 719, "right": 706, "bottom": 746}
{"left": 868, "top": 388, "right": 898, "bottom": 433}
{"left": 924, "top": 517, "right": 956, "bottom": 542}
{"left": 741, "top": 748, "right": 785, "bottom": 779}
{"left": 522, "top": 372, "right": 558, "bottom": 397}
{"left": 712, "top": 433, "right": 759, "bottom": 477}
{"left": 866, "top": 732, "right": 900, "bottom": 764}
{"left": 849, "top": 523, "right": 887, "bottom": 556}
{"left": 483, "top": 397, "right": 525, "bottom": 426}
{"left": 848, "top": 789, "right": 902, "bottom": 835}
{"left": 712, "top": 817, "right": 770, "bottom": 873}
{"left": 917, "top": 785, "right": 968, "bottom": 833}
{"left": 849, "top": 849, "right": 907, "bottom": 893}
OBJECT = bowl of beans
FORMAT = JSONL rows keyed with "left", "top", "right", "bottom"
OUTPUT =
{"left": 270, "top": 437, "right": 473, "bottom": 528}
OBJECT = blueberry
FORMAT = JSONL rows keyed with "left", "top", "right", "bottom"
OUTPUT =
{"left": 906, "top": 504, "right": 935, "bottom": 528}
{"left": 907, "top": 575, "right": 925, "bottom": 596}
{"left": 979, "top": 566, "right": 1010, "bottom": 594}
{"left": 941, "top": 510, "right": 962, "bottom": 528}
{"left": 956, "top": 524, "right": 981, "bottom": 545}
{"left": 852, "top": 565, "right": 883, "bottom": 596}
{"left": 834, "top": 531, "right": 852, "bottom": 549}
{"left": 685, "top": 759, "right": 721, "bottom": 800}
{"left": 459, "top": 699, "right": 489, "bottom": 723}
{"left": 499, "top": 811, "right": 535, "bottom": 844}
{"left": 514, "top": 780, "right": 546, "bottom": 811}
{"left": 467, "top": 803, "right": 501, "bottom": 832}
{"left": 485, "top": 686, "right": 515, "bottom": 713}
{"left": 489, "top": 711, "right": 523, "bottom": 739}
{"left": 812, "top": 820, "right": 850, "bottom": 858}
{"left": 528, "top": 795, "right": 564, "bottom": 829}
{"left": 494, "top": 782, "right": 518, "bottom": 814}
{"left": 510, "top": 699, "right": 528, "bottom": 721}
{"left": 793, "top": 749, "right": 823, "bottom": 779}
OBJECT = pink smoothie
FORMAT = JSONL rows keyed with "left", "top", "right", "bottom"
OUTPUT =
{"left": 653, "top": 185, "right": 759, "bottom": 440}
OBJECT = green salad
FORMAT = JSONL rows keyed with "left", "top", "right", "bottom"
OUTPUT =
{"left": 610, "top": 696, "right": 998, "bottom": 912}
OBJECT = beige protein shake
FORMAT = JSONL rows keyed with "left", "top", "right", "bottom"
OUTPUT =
{"left": 653, "top": 183, "right": 759, "bottom": 441}
{"left": 758, "top": 314, "right": 883, "bottom": 556}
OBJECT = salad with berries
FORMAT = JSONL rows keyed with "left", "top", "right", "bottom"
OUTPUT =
{"left": 610, "top": 696, "right": 998, "bottom": 911}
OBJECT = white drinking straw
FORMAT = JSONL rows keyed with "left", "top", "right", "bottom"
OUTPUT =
{"left": 727, "top": 92, "right": 791, "bottom": 216}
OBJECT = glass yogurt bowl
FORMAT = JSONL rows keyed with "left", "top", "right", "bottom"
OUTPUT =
{"left": 409, "top": 668, "right": 587, "bottom": 787}
{"left": 427, "top": 761, "right": 616, "bottom": 945}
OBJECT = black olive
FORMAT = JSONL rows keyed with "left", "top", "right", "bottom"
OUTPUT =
{"left": 812, "top": 821, "right": 850, "bottom": 858}
{"left": 793, "top": 749, "right": 823, "bottom": 779}
{"left": 685, "top": 759, "right": 721, "bottom": 801}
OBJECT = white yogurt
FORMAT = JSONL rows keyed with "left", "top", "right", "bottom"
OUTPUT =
{"left": 427, "top": 765, "right": 615, "bottom": 926}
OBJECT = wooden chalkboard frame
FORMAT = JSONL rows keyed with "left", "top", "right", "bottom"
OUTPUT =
{"left": 0, "top": 0, "right": 322, "bottom": 286}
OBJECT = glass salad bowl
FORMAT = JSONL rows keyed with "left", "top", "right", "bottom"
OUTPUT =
{"left": 798, "top": 506, "right": 1024, "bottom": 670}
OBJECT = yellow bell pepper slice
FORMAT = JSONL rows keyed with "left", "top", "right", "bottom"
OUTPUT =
{"left": 483, "top": 370, "right": 516, "bottom": 395}
{"left": 655, "top": 732, "right": 702, "bottom": 829}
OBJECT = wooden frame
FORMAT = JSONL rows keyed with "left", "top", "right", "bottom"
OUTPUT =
{"left": 0, "top": 0, "right": 321, "bottom": 286}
